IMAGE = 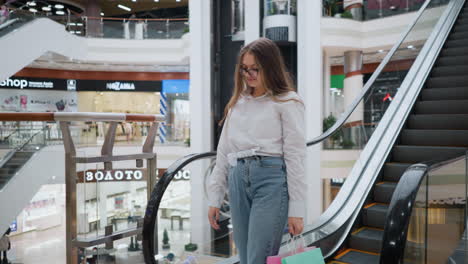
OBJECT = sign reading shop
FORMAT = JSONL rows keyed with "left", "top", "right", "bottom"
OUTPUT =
{"left": 1, "top": 77, "right": 162, "bottom": 92}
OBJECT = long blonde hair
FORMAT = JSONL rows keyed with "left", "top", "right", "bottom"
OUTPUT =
{"left": 219, "top": 37, "right": 301, "bottom": 126}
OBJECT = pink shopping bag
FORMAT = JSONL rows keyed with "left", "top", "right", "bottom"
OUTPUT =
{"left": 266, "top": 235, "right": 316, "bottom": 264}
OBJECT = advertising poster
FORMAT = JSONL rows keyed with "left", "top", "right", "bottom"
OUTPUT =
{"left": 0, "top": 89, "right": 78, "bottom": 112}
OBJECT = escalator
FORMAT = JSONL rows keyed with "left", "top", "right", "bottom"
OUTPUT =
{"left": 141, "top": 0, "right": 467, "bottom": 263}
{"left": 0, "top": 126, "right": 64, "bottom": 233}
{"left": 0, "top": 11, "right": 85, "bottom": 81}
{"left": 330, "top": 1, "right": 468, "bottom": 262}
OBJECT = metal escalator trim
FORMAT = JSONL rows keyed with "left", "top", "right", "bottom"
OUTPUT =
{"left": 364, "top": 202, "right": 378, "bottom": 209}
{"left": 302, "top": 0, "right": 466, "bottom": 259}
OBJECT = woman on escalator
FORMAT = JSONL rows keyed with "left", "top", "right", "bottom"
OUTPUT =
{"left": 207, "top": 37, "right": 307, "bottom": 264}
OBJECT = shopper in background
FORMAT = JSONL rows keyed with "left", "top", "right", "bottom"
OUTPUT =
{"left": 207, "top": 37, "right": 307, "bottom": 264}
{"left": 0, "top": 228, "right": 11, "bottom": 264}
{"left": 0, "top": 5, "right": 9, "bottom": 25}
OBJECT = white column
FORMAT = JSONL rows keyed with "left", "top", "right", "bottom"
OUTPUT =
{"left": 297, "top": 0, "right": 323, "bottom": 225}
{"left": 343, "top": 75, "right": 364, "bottom": 122}
{"left": 189, "top": 0, "right": 213, "bottom": 250}
{"left": 245, "top": 0, "right": 261, "bottom": 43}
{"left": 323, "top": 50, "right": 331, "bottom": 118}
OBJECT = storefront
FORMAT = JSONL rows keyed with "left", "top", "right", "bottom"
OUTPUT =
{"left": 0, "top": 76, "right": 190, "bottom": 145}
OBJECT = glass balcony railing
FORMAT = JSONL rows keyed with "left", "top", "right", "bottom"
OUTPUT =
{"left": 0, "top": 8, "right": 188, "bottom": 39}
{"left": 323, "top": 0, "right": 451, "bottom": 21}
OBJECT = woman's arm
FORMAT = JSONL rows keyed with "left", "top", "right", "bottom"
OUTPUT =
{"left": 207, "top": 119, "right": 231, "bottom": 209}
{"left": 280, "top": 95, "right": 307, "bottom": 219}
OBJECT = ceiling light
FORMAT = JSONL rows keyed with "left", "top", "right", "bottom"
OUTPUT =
{"left": 29, "top": 8, "right": 37, "bottom": 12}
{"left": 390, "top": 6, "right": 396, "bottom": 10}
{"left": 176, "top": 0, "right": 181, "bottom": 2}
{"left": 132, "top": 0, "right": 137, "bottom": 2}
{"left": 154, "top": 0, "right": 159, "bottom": 2}
{"left": 77, "top": 23, "right": 83, "bottom": 26}
{"left": 117, "top": 4, "right": 131, "bottom": 11}
{"left": 27, "top": 2, "right": 36, "bottom": 6}
{"left": 68, "top": 22, "right": 76, "bottom": 26}
{"left": 76, "top": 31, "right": 81, "bottom": 34}
{"left": 55, "top": 4, "right": 64, "bottom": 9}
{"left": 42, "top": 6, "right": 51, "bottom": 11}
{"left": 100, "top": 12, "right": 104, "bottom": 16}
{"left": 56, "top": 10, "right": 65, "bottom": 15}
{"left": 378, "top": 49, "right": 384, "bottom": 53}
{"left": 407, "top": 45, "right": 415, "bottom": 49}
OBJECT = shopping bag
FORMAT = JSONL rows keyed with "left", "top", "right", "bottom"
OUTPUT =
{"left": 281, "top": 247, "right": 325, "bottom": 264}
{"left": 266, "top": 235, "right": 315, "bottom": 264}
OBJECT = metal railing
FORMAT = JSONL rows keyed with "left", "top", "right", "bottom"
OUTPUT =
{"left": 0, "top": 112, "right": 164, "bottom": 264}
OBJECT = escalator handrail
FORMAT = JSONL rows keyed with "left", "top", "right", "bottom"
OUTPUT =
{"left": 380, "top": 153, "right": 466, "bottom": 264}
{"left": 142, "top": 151, "right": 216, "bottom": 264}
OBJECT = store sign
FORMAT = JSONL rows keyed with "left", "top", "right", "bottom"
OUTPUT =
{"left": 78, "top": 79, "right": 162, "bottom": 92}
{"left": 173, "top": 169, "right": 190, "bottom": 181}
{"left": 10, "top": 220, "right": 17, "bottom": 232}
{"left": 77, "top": 169, "right": 147, "bottom": 183}
{"left": 0, "top": 77, "right": 66, "bottom": 90}
{"left": 162, "top": 79, "right": 189, "bottom": 94}
{"left": 2, "top": 77, "right": 162, "bottom": 92}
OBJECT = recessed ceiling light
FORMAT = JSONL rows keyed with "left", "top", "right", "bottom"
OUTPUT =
{"left": 117, "top": 4, "right": 131, "bottom": 11}
{"left": 42, "top": 6, "right": 51, "bottom": 11}
{"left": 176, "top": 0, "right": 181, "bottom": 2}
{"left": 154, "top": 0, "right": 159, "bottom": 2}
{"left": 407, "top": 45, "right": 415, "bottom": 49}
{"left": 378, "top": 49, "right": 384, "bottom": 53}
{"left": 27, "top": 2, "right": 36, "bottom": 6}
{"left": 55, "top": 4, "right": 64, "bottom": 9}
{"left": 100, "top": 12, "right": 104, "bottom": 16}
{"left": 56, "top": 10, "right": 65, "bottom": 15}
{"left": 29, "top": 8, "right": 37, "bottom": 12}
{"left": 132, "top": 0, "right": 136, "bottom": 2}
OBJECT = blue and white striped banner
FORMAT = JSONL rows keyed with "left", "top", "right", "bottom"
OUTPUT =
{"left": 159, "top": 92, "right": 168, "bottom": 143}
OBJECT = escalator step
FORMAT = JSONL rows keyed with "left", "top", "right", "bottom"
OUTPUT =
{"left": 421, "top": 88, "right": 468, "bottom": 101}
{"left": 435, "top": 56, "right": 468, "bottom": 67}
{"left": 445, "top": 38, "right": 468, "bottom": 48}
{"left": 391, "top": 145, "right": 466, "bottom": 163}
{"left": 349, "top": 228, "right": 383, "bottom": 254}
{"left": 439, "top": 47, "right": 468, "bottom": 57}
{"left": 452, "top": 24, "right": 468, "bottom": 33}
{"left": 383, "top": 163, "right": 412, "bottom": 182}
{"left": 456, "top": 17, "right": 468, "bottom": 26}
{"left": 362, "top": 203, "right": 388, "bottom": 229}
{"left": 448, "top": 31, "right": 468, "bottom": 40}
{"left": 415, "top": 100, "right": 468, "bottom": 114}
{"left": 408, "top": 114, "right": 468, "bottom": 130}
{"left": 431, "top": 65, "right": 468, "bottom": 77}
{"left": 401, "top": 129, "right": 468, "bottom": 147}
{"left": 426, "top": 76, "right": 468, "bottom": 89}
{"left": 374, "top": 182, "right": 397, "bottom": 204}
{"left": 334, "top": 249, "right": 379, "bottom": 264}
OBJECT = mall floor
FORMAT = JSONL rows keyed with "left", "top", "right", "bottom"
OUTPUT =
{"left": 8, "top": 213, "right": 223, "bottom": 264}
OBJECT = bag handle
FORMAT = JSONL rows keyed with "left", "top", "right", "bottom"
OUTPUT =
{"left": 286, "top": 234, "right": 306, "bottom": 255}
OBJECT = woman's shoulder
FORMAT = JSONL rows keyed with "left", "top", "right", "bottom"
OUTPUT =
{"left": 275, "top": 91, "right": 304, "bottom": 105}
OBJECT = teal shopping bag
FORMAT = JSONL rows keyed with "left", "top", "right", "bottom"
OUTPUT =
{"left": 281, "top": 247, "right": 325, "bottom": 264}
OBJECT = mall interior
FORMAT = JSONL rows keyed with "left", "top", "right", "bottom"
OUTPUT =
{"left": 1, "top": 0, "right": 468, "bottom": 263}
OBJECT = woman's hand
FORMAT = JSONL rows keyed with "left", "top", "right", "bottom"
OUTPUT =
{"left": 288, "top": 217, "right": 304, "bottom": 236}
{"left": 208, "top": 206, "right": 220, "bottom": 230}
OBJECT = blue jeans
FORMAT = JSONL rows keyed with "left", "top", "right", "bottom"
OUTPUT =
{"left": 228, "top": 156, "right": 289, "bottom": 264}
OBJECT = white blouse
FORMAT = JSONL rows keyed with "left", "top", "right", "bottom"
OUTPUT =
{"left": 207, "top": 89, "right": 307, "bottom": 218}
